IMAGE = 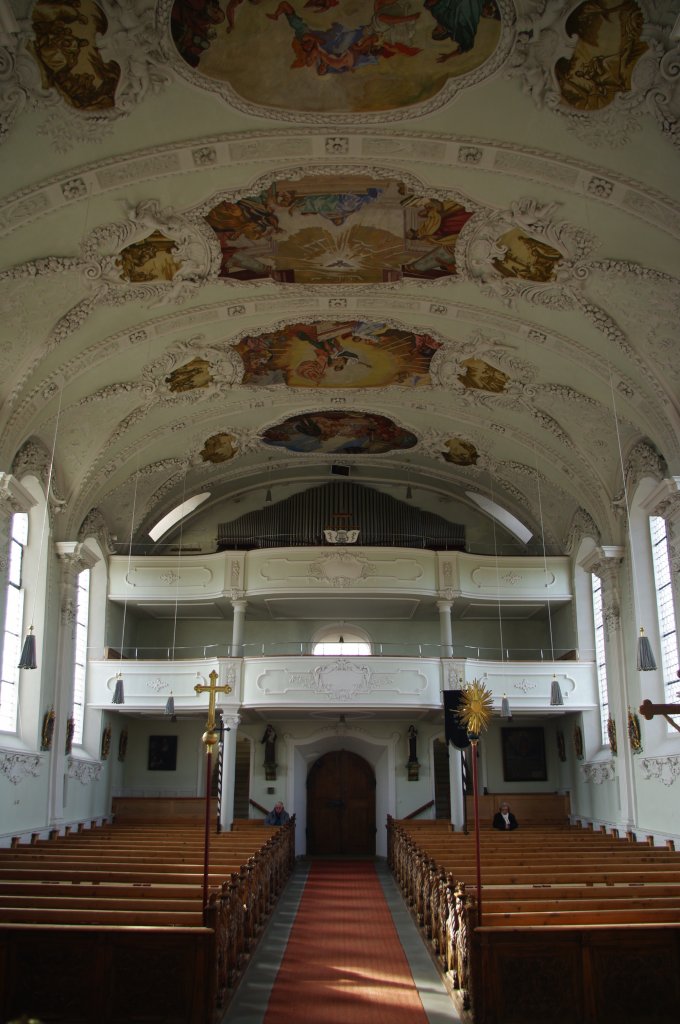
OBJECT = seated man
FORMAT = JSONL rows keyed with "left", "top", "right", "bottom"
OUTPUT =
{"left": 492, "top": 801, "right": 518, "bottom": 831}
{"left": 265, "top": 801, "right": 290, "bottom": 826}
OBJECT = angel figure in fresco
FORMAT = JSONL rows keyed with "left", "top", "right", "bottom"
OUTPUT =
{"left": 422, "top": 0, "right": 487, "bottom": 61}
{"left": 274, "top": 187, "right": 383, "bottom": 226}
{"left": 295, "top": 330, "right": 372, "bottom": 383}
{"left": 171, "top": 0, "right": 226, "bottom": 66}
{"left": 267, "top": 0, "right": 422, "bottom": 76}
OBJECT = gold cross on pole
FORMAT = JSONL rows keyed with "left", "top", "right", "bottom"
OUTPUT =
{"left": 195, "top": 669, "right": 232, "bottom": 735}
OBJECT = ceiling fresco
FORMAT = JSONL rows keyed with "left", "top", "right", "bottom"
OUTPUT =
{"left": 232, "top": 321, "right": 442, "bottom": 387}
{"left": 0, "top": 0, "right": 677, "bottom": 559}
{"left": 169, "top": 0, "right": 503, "bottom": 114}
{"left": 203, "top": 176, "right": 475, "bottom": 284}
{"left": 261, "top": 410, "right": 418, "bottom": 454}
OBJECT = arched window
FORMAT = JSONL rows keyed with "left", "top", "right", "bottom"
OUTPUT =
{"left": 312, "top": 625, "right": 371, "bottom": 656}
{"left": 591, "top": 573, "right": 610, "bottom": 746}
{"left": 0, "top": 513, "right": 28, "bottom": 733}
{"left": 649, "top": 516, "right": 679, "bottom": 710}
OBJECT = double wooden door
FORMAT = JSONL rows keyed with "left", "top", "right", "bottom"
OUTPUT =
{"left": 306, "top": 750, "right": 376, "bottom": 856}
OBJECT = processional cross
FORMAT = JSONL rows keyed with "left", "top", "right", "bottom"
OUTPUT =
{"left": 640, "top": 696, "right": 680, "bottom": 735}
{"left": 195, "top": 669, "right": 233, "bottom": 916}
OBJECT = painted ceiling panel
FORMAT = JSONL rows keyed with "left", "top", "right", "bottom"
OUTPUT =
{"left": 0, "top": 0, "right": 677, "bottom": 563}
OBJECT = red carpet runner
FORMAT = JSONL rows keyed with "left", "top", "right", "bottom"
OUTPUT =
{"left": 263, "top": 860, "right": 430, "bottom": 1024}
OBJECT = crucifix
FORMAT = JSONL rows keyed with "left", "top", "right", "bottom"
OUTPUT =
{"left": 195, "top": 670, "right": 233, "bottom": 917}
{"left": 639, "top": 697, "right": 680, "bottom": 735}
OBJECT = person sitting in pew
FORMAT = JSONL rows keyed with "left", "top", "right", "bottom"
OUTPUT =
{"left": 265, "top": 801, "right": 290, "bottom": 826}
{"left": 493, "top": 802, "right": 518, "bottom": 831}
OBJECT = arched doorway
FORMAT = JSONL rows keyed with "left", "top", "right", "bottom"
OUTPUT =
{"left": 306, "top": 750, "right": 376, "bottom": 856}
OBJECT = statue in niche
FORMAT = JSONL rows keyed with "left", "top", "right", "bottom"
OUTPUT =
{"left": 262, "top": 723, "right": 277, "bottom": 780}
{"left": 407, "top": 724, "right": 419, "bottom": 780}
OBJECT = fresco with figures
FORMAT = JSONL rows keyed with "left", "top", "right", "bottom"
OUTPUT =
{"left": 116, "top": 232, "right": 181, "bottom": 282}
{"left": 170, "top": 0, "right": 502, "bottom": 114}
{"left": 29, "top": 0, "right": 120, "bottom": 110}
{"left": 262, "top": 411, "right": 418, "bottom": 453}
{"left": 204, "top": 175, "right": 474, "bottom": 284}
{"left": 443, "top": 437, "right": 478, "bottom": 465}
{"left": 555, "top": 0, "right": 647, "bottom": 112}
{"left": 233, "top": 321, "right": 442, "bottom": 387}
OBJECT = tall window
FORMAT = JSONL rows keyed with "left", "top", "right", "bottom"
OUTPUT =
{"left": 0, "top": 513, "right": 28, "bottom": 733}
{"left": 71, "top": 569, "right": 90, "bottom": 746}
{"left": 650, "top": 516, "right": 679, "bottom": 709}
{"left": 591, "top": 572, "right": 609, "bottom": 745}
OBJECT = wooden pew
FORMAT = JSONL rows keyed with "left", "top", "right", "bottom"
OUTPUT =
{"left": 386, "top": 816, "right": 680, "bottom": 1024}
{"left": 0, "top": 816, "right": 296, "bottom": 1024}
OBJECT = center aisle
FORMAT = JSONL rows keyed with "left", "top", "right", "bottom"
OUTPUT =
{"left": 222, "top": 859, "right": 459, "bottom": 1024}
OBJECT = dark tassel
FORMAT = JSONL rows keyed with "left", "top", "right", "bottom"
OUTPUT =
{"left": 18, "top": 628, "right": 37, "bottom": 670}
{"left": 637, "top": 628, "right": 657, "bottom": 671}
{"left": 550, "top": 676, "right": 564, "bottom": 706}
{"left": 501, "top": 694, "right": 511, "bottom": 718}
{"left": 112, "top": 674, "right": 125, "bottom": 705}
{"left": 165, "top": 694, "right": 175, "bottom": 717}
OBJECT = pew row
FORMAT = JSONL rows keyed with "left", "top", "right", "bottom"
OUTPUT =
{"left": 0, "top": 817, "right": 295, "bottom": 1024}
{"left": 387, "top": 817, "right": 680, "bottom": 1024}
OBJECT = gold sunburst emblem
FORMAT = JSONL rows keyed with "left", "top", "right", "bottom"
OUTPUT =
{"left": 456, "top": 679, "right": 494, "bottom": 738}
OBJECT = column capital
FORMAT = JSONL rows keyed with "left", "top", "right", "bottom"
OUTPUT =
{"left": 436, "top": 599, "right": 453, "bottom": 612}
{"left": 55, "top": 541, "right": 100, "bottom": 574}
{"left": 231, "top": 598, "right": 248, "bottom": 612}
{"left": 0, "top": 473, "right": 38, "bottom": 518}
{"left": 579, "top": 545, "right": 624, "bottom": 584}
{"left": 638, "top": 477, "right": 680, "bottom": 525}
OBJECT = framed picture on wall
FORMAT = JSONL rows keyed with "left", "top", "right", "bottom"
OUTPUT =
{"left": 501, "top": 727, "right": 547, "bottom": 782}
{"left": 148, "top": 735, "right": 178, "bottom": 771}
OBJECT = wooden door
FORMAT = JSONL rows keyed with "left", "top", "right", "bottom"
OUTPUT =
{"left": 306, "top": 750, "right": 376, "bottom": 856}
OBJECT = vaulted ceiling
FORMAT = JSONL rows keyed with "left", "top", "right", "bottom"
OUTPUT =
{"left": 0, "top": 0, "right": 678, "bottom": 558}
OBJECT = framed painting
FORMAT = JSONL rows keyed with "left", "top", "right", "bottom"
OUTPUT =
{"left": 501, "top": 727, "right": 547, "bottom": 783}
{"left": 148, "top": 735, "right": 178, "bottom": 772}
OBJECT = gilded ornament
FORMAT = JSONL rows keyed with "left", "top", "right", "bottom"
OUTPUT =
{"left": 456, "top": 679, "right": 494, "bottom": 738}
{"left": 628, "top": 708, "right": 642, "bottom": 754}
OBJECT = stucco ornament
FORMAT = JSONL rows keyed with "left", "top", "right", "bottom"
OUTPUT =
{"left": 582, "top": 760, "right": 616, "bottom": 784}
{"left": 308, "top": 551, "right": 377, "bottom": 587}
{"left": 640, "top": 755, "right": 680, "bottom": 786}
{"left": 0, "top": 1, "right": 170, "bottom": 149}
{"left": 67, "top": 757, "right": 103, "bottom": 785}
{"left": 458, "top": 199, "right": 594, "bottom": 308}
{"left": 510, "top": 0, "right": 680, "bottom": 149}
{"left": 0, "top": 749, "right": 42, "bottom": 785}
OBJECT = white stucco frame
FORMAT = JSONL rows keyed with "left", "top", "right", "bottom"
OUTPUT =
{"left": 282, "top": 724, "right": 399, "bottom": 858}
